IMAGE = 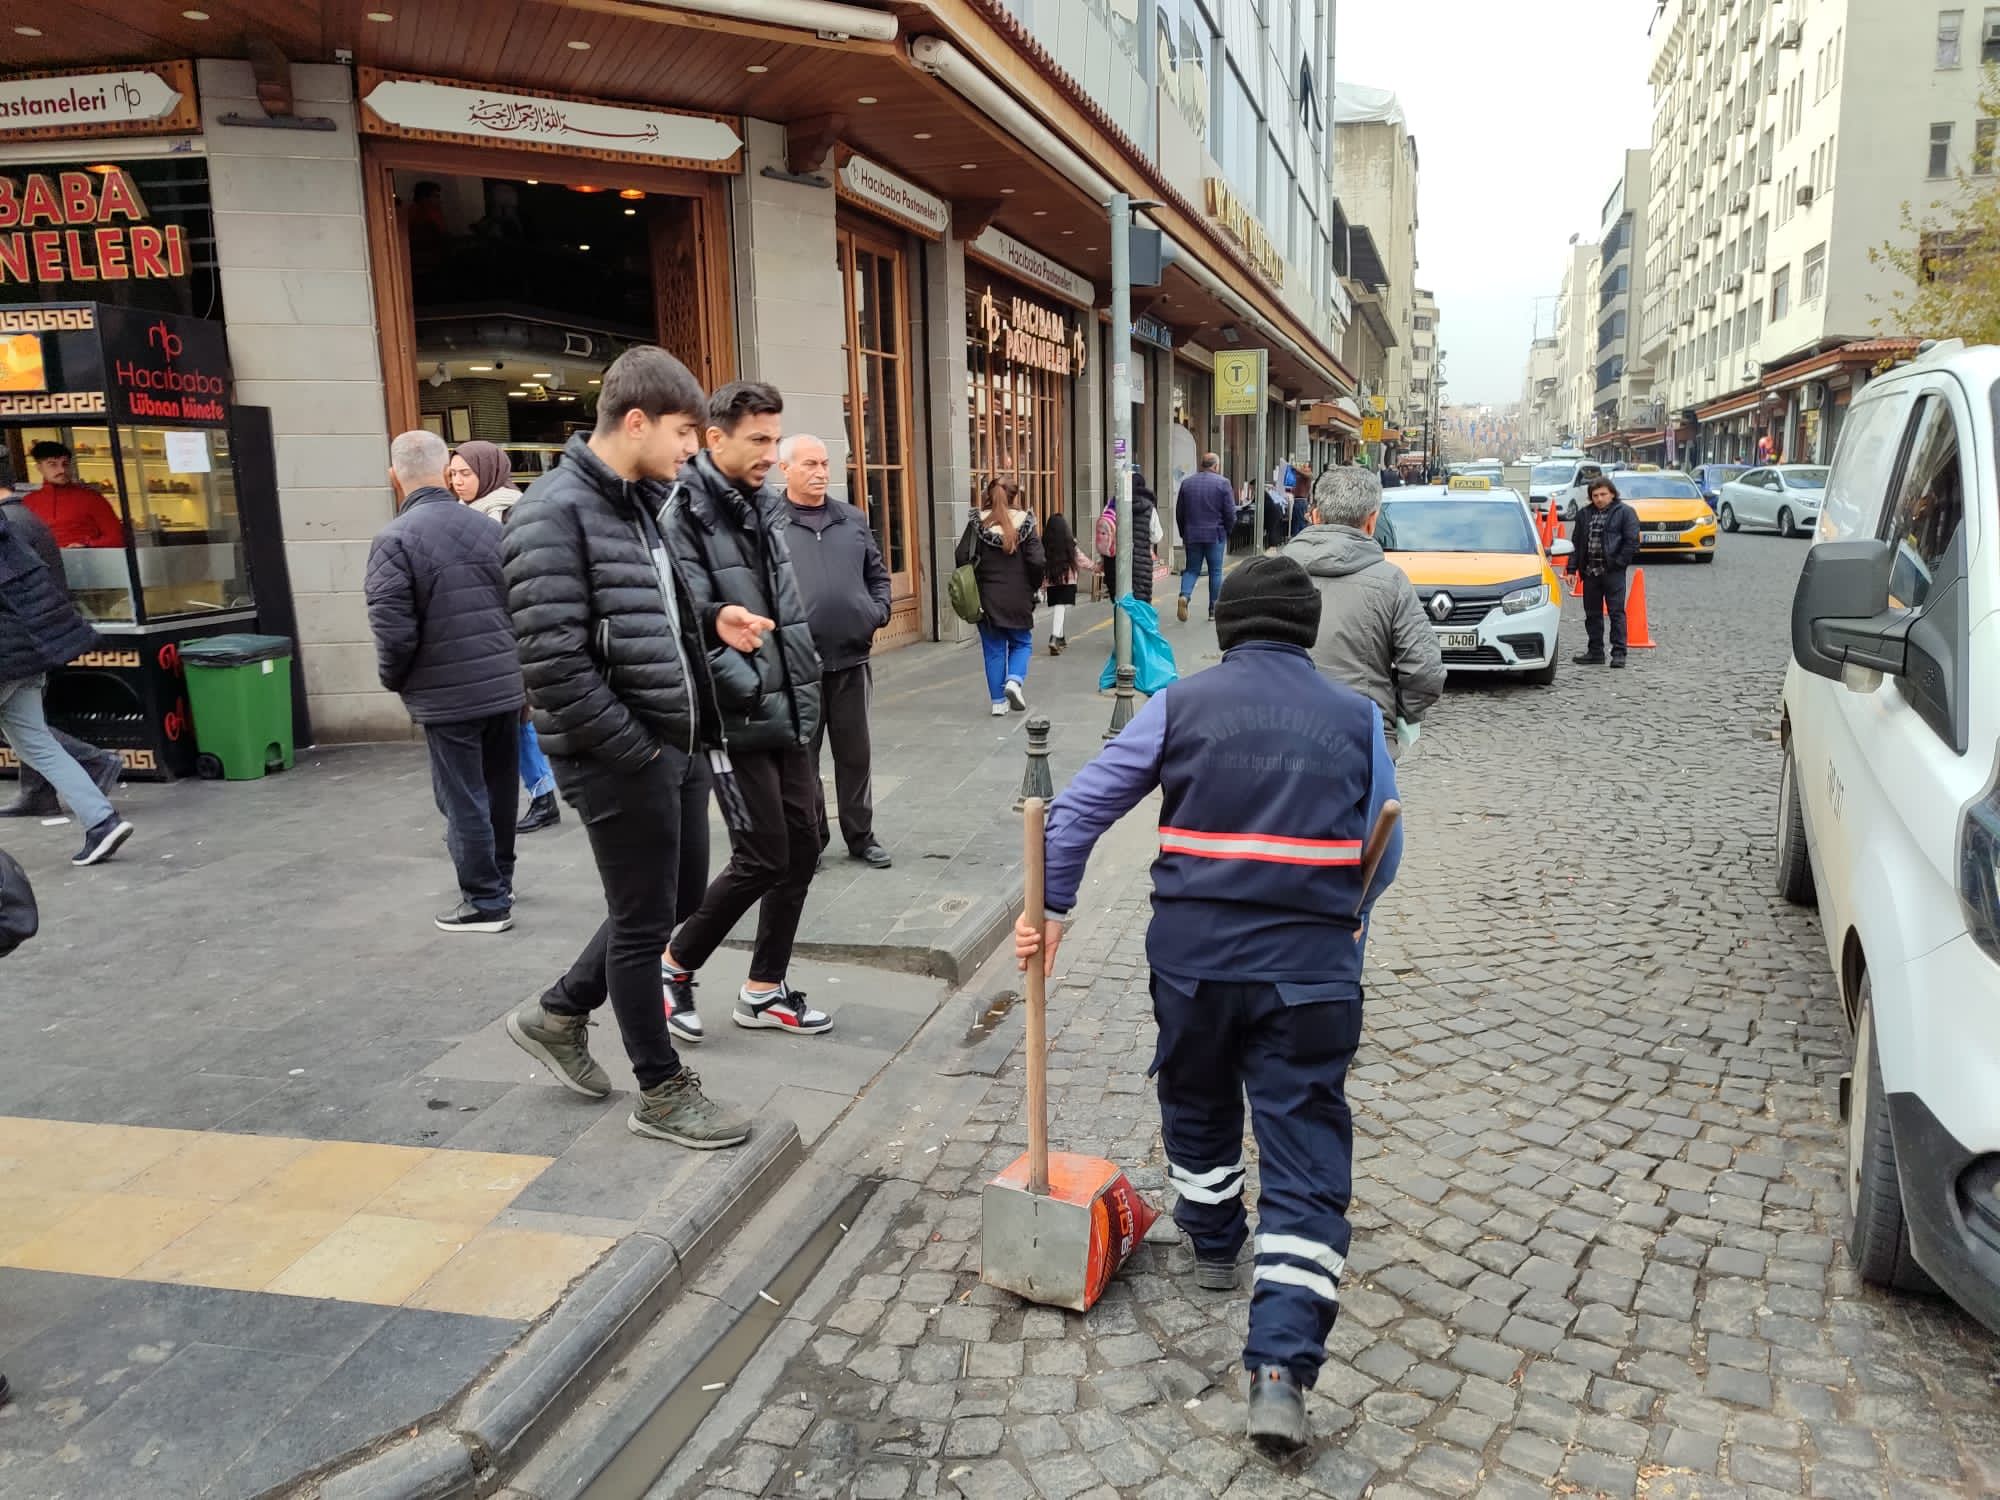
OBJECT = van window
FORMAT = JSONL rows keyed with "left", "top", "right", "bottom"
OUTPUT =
{"left": 1880, "top": 395, "right": 1966, "bottom": 611}
{"left": 1820, "top": 387, "right": 1917, "bottom": 540}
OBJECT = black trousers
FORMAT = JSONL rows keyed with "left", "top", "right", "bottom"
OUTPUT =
{"left": 811, "top": 663, "right": 875, "bottom": 854}
{"left": 1582, "top": 567, "right": 1629, "bottom": 657}
{"left": 544, "top": 746, "right": 710, "bottom": 1090}
{"left": 423, "top": 712, "right": 520, "bottom": 913}
{"left": 671, "top": 745, "right": 819, "bottom": 984}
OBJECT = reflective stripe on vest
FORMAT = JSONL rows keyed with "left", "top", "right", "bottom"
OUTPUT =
{"left": 1158, "top": 827, "right": 1363, "bottom": 867}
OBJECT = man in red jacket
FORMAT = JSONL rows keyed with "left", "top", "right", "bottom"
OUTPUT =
{"left": 23, "top": 442, "right": 123, "bottom": 548}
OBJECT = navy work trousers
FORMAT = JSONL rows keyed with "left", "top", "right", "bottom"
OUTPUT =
{"left": 1150, "top": 973, "right": 1361, "bottom": 1386}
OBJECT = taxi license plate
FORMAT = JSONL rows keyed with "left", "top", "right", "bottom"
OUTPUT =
{"left": 1435, "top": 630, "right": 1479, "bottom": 650}
{"left": 1640, "top": 530, "right": 1679, "bottom": 543}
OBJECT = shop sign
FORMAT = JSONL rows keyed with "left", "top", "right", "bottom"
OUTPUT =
{"left": 1203, "top": 177, "right": 1286, "bottom": 289}
{"left": 1361, "top": 417, "right": 1386, "bottom": 442}
{"left": 1133, "top": 314, "right": 1172, "bottom": 352}
{"left": 0, "top": 169, "right": 188, "bottom": 288}
{"left": 1214, "top": 349, "right": 1265, "bottom": 416}
{"left": 837, "top": 153, "right": 949, "bottom": 240}
{"left": 0, "top": 63, "right": 198, "bottom": 141}
{"left": 977, "top": 286, "right": 1086, "bottom": 378}
{"left": 100, "top": 306, "right": 231, "bottom": 426}
{"left": 968, "top": 226, "right": 1094, "bottom": 308}
{"left": 358, "top": 70, "right": 743, "bottom": 173}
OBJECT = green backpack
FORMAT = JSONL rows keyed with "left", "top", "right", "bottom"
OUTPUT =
{"left": 948, "top": 559, "right": 982, "bottom": 624}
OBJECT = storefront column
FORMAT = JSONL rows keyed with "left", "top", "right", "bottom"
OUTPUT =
{"left": 1078, "top": 316, "right": 1103, "bottom": 528}
{"left": 728, "top": 118, "right": 849, "bottom": 480}
{"left": 924, "top": 235, "right": 975, "bottom": 642}
{"left": 200, "top": 59, "right": 399, "bottom": 743}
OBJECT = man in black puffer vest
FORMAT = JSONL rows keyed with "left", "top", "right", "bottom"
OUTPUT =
{"left": 366, "top": 429, "right": 526, "bottom": 933}
{"left": 503, "top": 347, "right": 771, "bottom": 1151}
{"left": 661, "top": 382, "right": 834, "bottom": 1041}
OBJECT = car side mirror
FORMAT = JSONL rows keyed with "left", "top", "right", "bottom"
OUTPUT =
{"left": 1550, "top": 538, "right": 1574, "bottom": 558}
{"left": 1790, "top": 538, "right": 1911, "bottom": 683}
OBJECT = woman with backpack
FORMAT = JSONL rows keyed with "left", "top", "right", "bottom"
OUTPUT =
{"left": 1041, "top": 506, "right": 1094, "bottom": 655}
{"left": 956, "top": 478, "right": 1045, "bottom": 715}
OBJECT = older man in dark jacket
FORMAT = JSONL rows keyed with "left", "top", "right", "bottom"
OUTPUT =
{"left": 780, "top": 432, "right": 892, "bottom": 871}
{"left": 366, "top": 429, "right": 525, "bottom": 933}
{"left": 1568, "top": 475, "right": 1642, "bottom": 667}
{"left": 1175, "top": 452, "right": 1236, "bottom": 623}
{"left": 662, "top": 381, "right": 834, "bottom": 1041}
{"left": 0, "top": 505, "right": 131, "bottom": 865}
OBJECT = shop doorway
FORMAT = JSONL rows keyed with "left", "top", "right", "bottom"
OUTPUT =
{"left": 836, "top": 221, "right": 920, "bottom": 648}
{"left": 362, "top": 143, "right": 733, "bottom": 481}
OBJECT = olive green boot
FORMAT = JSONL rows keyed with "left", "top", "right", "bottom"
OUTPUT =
{"left": 629, "top": 1069, "right": 751, "bottom": 1149}
{"left": 506, "top": 1000, "right": 611, "bottom": 1099}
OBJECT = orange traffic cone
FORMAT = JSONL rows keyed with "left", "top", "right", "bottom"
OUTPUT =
{"left": 1624, "top": 568, "right": 1656, "bottom": 649}
{"left": 1567, "top": 566, "right": 1583, "bottom": 598}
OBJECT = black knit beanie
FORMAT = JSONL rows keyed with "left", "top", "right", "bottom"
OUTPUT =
{"left": 1214, "top": 554, "right": 1321, "bottom": 651}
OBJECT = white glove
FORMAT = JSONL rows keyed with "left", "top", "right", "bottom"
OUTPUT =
{"left": 1394, "top": 717, "right": 1421, "bottom": 749}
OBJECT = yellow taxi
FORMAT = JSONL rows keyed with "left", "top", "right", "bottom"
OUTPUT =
{"left": 1610, "top": 470, "right": 1719, "bottom": 563}
{"left": 1373, "top": 477, "right": 1571, "bottom": 685}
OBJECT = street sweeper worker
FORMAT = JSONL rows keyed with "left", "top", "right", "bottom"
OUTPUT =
{"left": 1015, "top": 552, "right": 1401, "bottom": 1457}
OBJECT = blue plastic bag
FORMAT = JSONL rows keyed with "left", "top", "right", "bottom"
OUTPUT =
{"left": 1098, "top": 595, "right": 1180, "bottom": 698}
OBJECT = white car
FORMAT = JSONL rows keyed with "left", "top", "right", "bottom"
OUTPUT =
{"left": 1374, "top": 482, "right": 1571, "bottom": 686}
{"left": 1717, "top": 464, "right": 1829, "bottom": 537}
{"left": 1779, "top": 337, "right": 2000, "bottom": 1336}
{"left": 1526, "top": 457, "right": 1581, "bottom": 514}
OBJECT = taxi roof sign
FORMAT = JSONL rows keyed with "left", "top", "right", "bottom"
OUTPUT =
{"left": 1447, "top": 476, "right": 1492, "bottom": 491}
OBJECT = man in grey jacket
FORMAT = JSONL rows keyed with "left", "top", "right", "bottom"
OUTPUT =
{"left": 1283, "top": 467, "right": 1445, "bottom": 749}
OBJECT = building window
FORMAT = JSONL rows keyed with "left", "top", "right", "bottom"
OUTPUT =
{"left": 1771, "top": 264, "right": 1791, "bottom": 320}
{"left": 840, "top": 225, "right": 919, "bottom": 636}
{"left": 1930, "top": 121, "right": 1954, "bottom": 177}
{"left": 1939, "top": 10, "right": 1963, "bottom": 68}
{"left": 1979, "top": 117, "right": 1999, "bottom": 173}
{"left": 1985, "top": 6, "right": 2000, "bottom": 61}
{"left": 1802, "top": 243, "right": 1827, "bottom": 301}
{"left": 1414, "top": 315, "right": 1433, "bottom": 331}
{"left": 1222, "top": 63, "right": 1260, "bottom": 207}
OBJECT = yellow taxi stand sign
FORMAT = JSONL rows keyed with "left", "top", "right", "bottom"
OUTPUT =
{"left": 1361, "top": 416, "right": 1385, "bottom": 442}
{"left": 1447, "top": 476, "right": 1492, "bottom": 491}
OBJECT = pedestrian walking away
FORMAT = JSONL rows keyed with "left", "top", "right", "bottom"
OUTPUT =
{"left": 1175, "top": 451, "right": 1235, "bottom": 623}
{"left": 662, "top": 381, "right": 835, "bottom": 1041}
{"left": 956, "top": 478, "right": 1045, "bottom": 715}
{"left": 1569, "top": 476, "right": 1641, "bottom": 667}
{"left": 779, "top": 432, "right": 893, "bottom": 871}
{"left": 503, "top": 345, "right": 756, "bottom": 1148}
{"left": 0, "top": 504, "right": 131, "bottom": 865}
{"left": 447, "top": 441, "right": 561, "bottom": 835}
{"left": 0, "top": 481, "right": 122, "bottom": 819}
{"left": 1015, "top": 555, "right": 1402, "bottom": 1456}
{"left": 365, "top": 430, "right": 525, "bottom": 933}
{"left": 1284, "top": 464, "right": 1445, "bottom": 754}
{"left": 1039, "top": 505, "right": 1093, "bottom": 655}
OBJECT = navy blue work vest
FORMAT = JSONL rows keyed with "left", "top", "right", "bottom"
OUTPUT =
{"left": 1147, "top": 641, "right": 1381, "bottom": 991}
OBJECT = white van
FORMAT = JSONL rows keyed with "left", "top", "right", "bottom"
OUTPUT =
{"left": 1779, "top": 339, "right": 2000, "bottom": 1335}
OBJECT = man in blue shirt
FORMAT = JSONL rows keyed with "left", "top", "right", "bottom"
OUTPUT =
{"left": 1016, "top": 555, "right": 1401, "bottom": 1455}
{"left": 1173, "top": 452, "right": 1237, "bottom": 623}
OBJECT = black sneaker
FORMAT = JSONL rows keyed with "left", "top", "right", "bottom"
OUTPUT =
{"left": 72, "top": 815, "right": 133, "bottom": 866}
{"left": 1610, "top": 653, "right": 1628, "bottom": 669}
{"left": 733, "top": 983, "right": 832, "bottom": 1035}
{"left": 852, "top": 842, "right": 892, "bottom": 869}
{"left": 1571, "top": 651, "right": 1607, "bottom": 665}
{"left": 0, "top": 789, "right": 57, "bottom": 818}
{"left": 1246, "top": 1365, "right": 1307, "bottom": 1456}
{"left": 434, "top": 901, "right": 512, "bottom": 933}
{"left": 663, "top": 965, "right": 704, "bottom": 1044}
{"left": 516, "top": 791, "right": 561, "bottom": 834}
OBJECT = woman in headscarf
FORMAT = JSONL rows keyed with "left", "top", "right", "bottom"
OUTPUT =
{"left": 445, "top": 442, "right": 557, "bottom": 832}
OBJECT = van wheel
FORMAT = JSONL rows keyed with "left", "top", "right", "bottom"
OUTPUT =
{"left": 1525, "top": 657, "right": 1557, "bottom": 686}
{"left": 1846, "top": 978, "right": 1938, "bottom": 1294}
{"left": 1775, "top": 741, "right": 1816, "bottom": 906}
{"left": 1719, "top": 502, "right": 1739, "bottom": 533}
{"left": 1778, "top": 505, "right": 1796, "bottom": 537}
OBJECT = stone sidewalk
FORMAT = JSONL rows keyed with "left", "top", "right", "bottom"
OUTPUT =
{"left": 0, "top": 599, "right": 1150, "bottom": 1500}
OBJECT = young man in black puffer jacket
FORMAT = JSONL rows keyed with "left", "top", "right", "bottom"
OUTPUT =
{"left": 502, "top": 347, "right": 772, "bottom": 1150}
{"left": 660, "top": 381, "right": 835, "bottom": 1042}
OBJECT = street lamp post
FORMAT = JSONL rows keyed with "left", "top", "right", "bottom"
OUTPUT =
{"left": 1105, "top": 192, "right": 1137, "bottom": 738}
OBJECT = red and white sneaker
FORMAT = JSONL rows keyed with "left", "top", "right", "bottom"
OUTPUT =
{"left": 732, "top": 983, "right": 832, "bottom": 1036}
{"left": 662, "top": 965, "right": 703, "bottom": 1044}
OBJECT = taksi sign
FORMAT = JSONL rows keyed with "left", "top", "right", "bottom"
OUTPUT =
{"left": 977, "top": 287, "right": 1085, "bottom": 378}
{"left": 0, "top": 169, "right": 189, "bottom": 287}
{"left": 967, "top": 226, "right": 1094, "bottom": 308}
{"left": 1213, "top": 349, "right": 1265, "bottom": 416}
{"left": 359, "top": 71, "right": 743, "bottom": 172}
{"left": 0, "top": 63, "right": 196, "bottom": 140}
{"left": 837, "top": 153, "right": 949, "bottom": 240}
{"left": 1203, "top": 178, "right": 1285, "bottom": 289}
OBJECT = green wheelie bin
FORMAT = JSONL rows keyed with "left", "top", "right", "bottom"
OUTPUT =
{"left": 179, "top": 633, "right": 296, "bottom": 780}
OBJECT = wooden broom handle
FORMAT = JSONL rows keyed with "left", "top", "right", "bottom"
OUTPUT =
{"left": 1023, "top": 797, "right": 1050, "bottom": 1195}
{"left": 1356, "top": 799, "right": 1402, "bottom": 916}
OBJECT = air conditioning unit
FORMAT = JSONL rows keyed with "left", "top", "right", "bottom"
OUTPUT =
{"left": 1780, "top": 18, "right": 1802, "bottom": 47}
{"left": 1700, "top": 293, "right": 1717, "bottom": 310}
{"left": 1712, "top": 139, "right": 1728, "bottom": 162}
{"left": 1730, "top": 191, "right": 1751, "bottom": 213}
{"left": 1724, "top": 274, "right": 1745, "bottom": 294}
{"left": 1766, "top": 70, "right": 1779, "bottom": 97}
{"left": 1684, "top": 243, "right": 1700, "bottom": 261}
{"left": 1704, "top": 218, "right": 1723, "bottom": 238}
{"left": 1739, "top": 106, "right": 1757, "bottom": 131}
{"left": 1681, "top": 307, "right": 1697, "bottom": 327}
{"left": 1752, "top": 251, "right": 1767, "bottom": 272}
{"left": 1758, "top": 162, "right": 1773, "bottom": 183}
{"left": 1795, "top": 184, "right": 1815, "bottom": 207}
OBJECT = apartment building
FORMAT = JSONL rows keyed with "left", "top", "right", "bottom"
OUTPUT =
{"left": 1553, "top": 240, "right": 1601, "bottom": 445}
{"left": 1521, "top": 337, "right": 1562, "bottom": 450}
{"left": 1586, "top": 149, "right": 1659, "bottom": 459}
{"left": 1643, "top": 0, "right": 1986, "bottom": 466}
{"left": 1336, "top": 83, "right": 1426, "bottom": 440}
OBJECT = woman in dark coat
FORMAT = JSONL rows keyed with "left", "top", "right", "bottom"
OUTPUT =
{"left": 1128, "top": 470, "right": 1158, "bottom": 605}
{"left": 956, "top": 477, "right": 1045, "bottom": 715}
{"left": 1040, "top": 507, "right": 1094, "bottom": 655}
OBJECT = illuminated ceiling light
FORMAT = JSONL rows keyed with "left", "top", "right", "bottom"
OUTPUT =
{"left": 86, "top": 163, "right": 118, "bottom": 175}
{"left": 13, "top": 24, "right": 42, "bottom": 34}
{"left": 745, "top": 64, "right": 769, "bottom": 74}
{"left": 1061, "top": 229, "right": 1074, "bottom": 236}
{"left": 525, "top": 178, "right": 538, "bottom": 185}
{"left": 532, "top": 371, "right": 556, "bottom": 379}
{"left": 1001, "top": 187, "right": 1016, "bottom": 194}
{"left": 365, "top": 10, "right": 393, "bottom": 20}
{"left": 1032, "top": 210, "right": 1048, "bottom": 217}
{"left": 468, "top": 364, "right": 494, "bottom": 371}
{"left": 181, "top": 8, "right": 211, "bottom": 18}
{"left": 618, "top": 188, "right": 645, "bottom": 199}
{"left": 856, "top": 95, "right": 877, "bottom": 104}
{"left": 571, "top": 184, "right": 601, "bottom": 193}
{"left": 588, "top": 378, "right": 601, "bottom": 385}
{"left": 959, "top": 162, "right": 978, "bottom": 170}
{"left": 566, "top": 39, "right": 591, "bottom": 49}
{"left": 623, "top": 208, "right": 636, "bottom": 216}
{"left": 576, "top": 243, "right": 590, "bottom": 251}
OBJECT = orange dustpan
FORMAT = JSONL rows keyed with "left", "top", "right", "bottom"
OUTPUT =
{"left": 981, "top": 798, "right": 1157, "bottom": 1311}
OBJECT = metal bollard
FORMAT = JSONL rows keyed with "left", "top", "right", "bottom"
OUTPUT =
{"left": 1015, "top": 714, "right": 1054, "bottom": 811}
{"left": 1103, "top": 662, "right": 1137, "bottom": 740}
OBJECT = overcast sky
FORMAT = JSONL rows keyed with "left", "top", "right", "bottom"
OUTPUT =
{"left": 1337, "top": 0, "right": 1658, "bottom": 407}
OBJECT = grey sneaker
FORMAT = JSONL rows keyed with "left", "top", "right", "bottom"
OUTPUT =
{"left": 505, "top": 1000, "right": 611, "bottom": 1099}
{"left": 629, "top": 1069, "right": 751, "bottom": 1149}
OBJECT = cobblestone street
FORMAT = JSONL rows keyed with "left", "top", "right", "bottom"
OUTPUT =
{"left": 668, "top": 535, "right": 2000, "bottom": 1500}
